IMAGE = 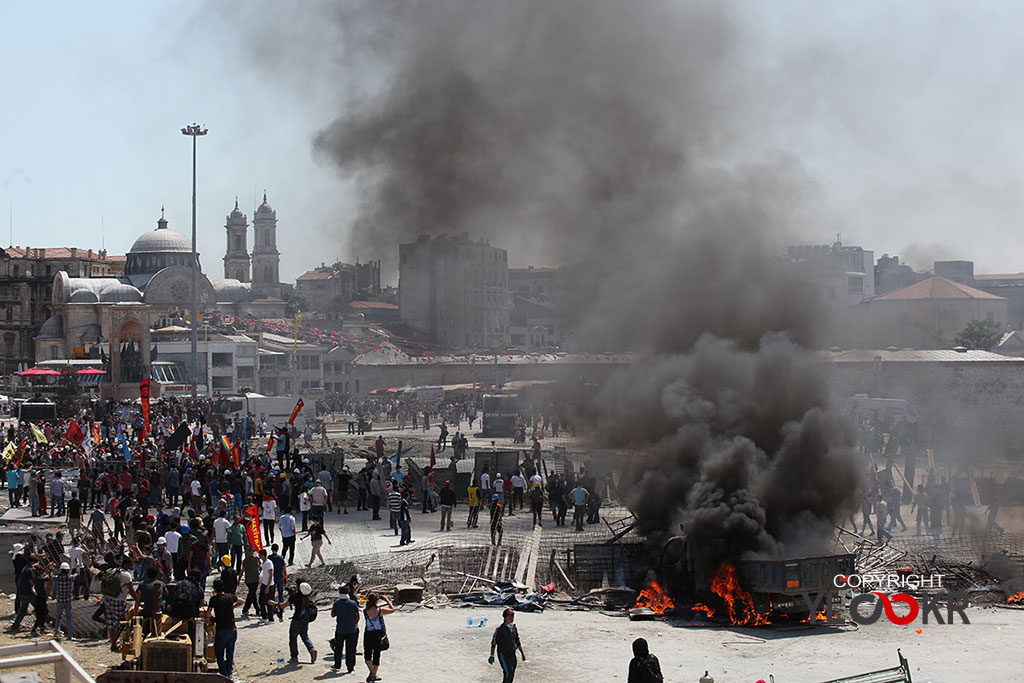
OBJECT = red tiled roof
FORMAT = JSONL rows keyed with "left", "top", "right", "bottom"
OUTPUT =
{"left": 5, "top": 247, "right": 120, "bottom": 261}
{"left": 350, "top": 301, "right": 399, "bottom": 309}
{"left": 872, "top": 276, "right": 1005, "bottom": 301}
{"left": 296, "top": 270, "right": 333, "bottom": 281}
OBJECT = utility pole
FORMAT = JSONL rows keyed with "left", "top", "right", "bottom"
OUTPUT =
{"left": 181, "top": 123, "right": 208, "bottom": 398}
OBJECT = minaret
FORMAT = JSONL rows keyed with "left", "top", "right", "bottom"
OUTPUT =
{"left": 223, "top": 198, "right": 250, "bottom": 282}
{"left": 250, "top": 191, "right": 281, "bottom": 298}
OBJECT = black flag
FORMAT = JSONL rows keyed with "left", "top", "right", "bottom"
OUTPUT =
{"left": 163, "top": 422, "right": 190, "bottom": 453}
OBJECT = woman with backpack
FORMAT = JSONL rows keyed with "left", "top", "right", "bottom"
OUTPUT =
{"left": 362, "top": 593, "right": 394, "bottom": 683}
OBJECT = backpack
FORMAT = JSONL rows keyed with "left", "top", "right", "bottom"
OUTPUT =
{"left": 170, "top": 581, "right": 198, "bottom": 618}
{"left": 639, "top": 655, "right": 663, "bottom": 683}
{"left": 303, "top": 602, "right": 318, "bottom": 622}
{"left": 101, "top": 568, "right": 122, "bottom": 597}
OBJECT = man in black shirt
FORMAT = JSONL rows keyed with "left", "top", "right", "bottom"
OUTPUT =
{"left": 139, "top": 566, "right": 164, "bottom": 637}
{"left": 627, "top": 637, "right": 663, "bottom": 683}
{"left": 489, "top": 608, "right": 526, "bottom": 682}
{"left": 271, "top": 581, "right": 317, "bottom": 665}
{"left": 219, "top": 554, "right": 238, "bottom": 595}
{"left": 208, "top": 577, "right": 243, "bottom": 677}
{"left": 66, "top": 492, "right": 83, "bottom": 537}
{"left": 330, "top": 585, "right": 360, "bottom": 672}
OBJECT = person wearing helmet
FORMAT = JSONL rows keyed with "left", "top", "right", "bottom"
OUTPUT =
{"left": 270, "top": 581, "right": 318, "bottom": 665}
{"left": 489, "top": 607, "right": 526, "bottom": 682}
{"left": 219, "top": 554, "right": 238, "bottom": 595}
{"left": 52, "top": 561, "right": 75, "bottom": 640}
{"left": 489, "top": 493, "right": 504, "bottom": 546}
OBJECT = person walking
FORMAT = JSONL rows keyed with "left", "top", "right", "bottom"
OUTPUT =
{"left": 279, "top": 507, "right": 297, "bottom": 565}
{"left": 271, "top": 581, "right": 317, "bottom": 665}
{"left": 102, "top": 556, "right": 139, "bottom": 651}
{"left": 66, "top": 492, "right": 82, "bottom": 539}
{"left": 911, "top": 484, "right": 930, "bottom": 536}
{"left": 627, "top": 637, "right": 663, "bottom": 683}
{"left": 302, "top": 518, "right": 331, "bottom": 567}
{"left": 530, "top": 482, "right": 545, "bottom": 527}
{"left": 438, "top": 480, "right": 456, "bottom": 531}
{"left": 52, "top": 562, "right": 75, "bottom": 640}
{"left": 386, "top": 483, "right": 402, "bottom": 536}
{"left": 261, "top": 494, "right": 278, "bottom": 545}
{"left": 241, "top": 549, "right": 262, "bottom": 620}
{"left": 467, "top": 479, "right": 480, "bottom": 528}
{"left": 489, "top": 494, "right": 504, "bottom": 546}
{"left": 570, "top": 482, "right": 589, "bottom": 532}
{"left": 489, "top": 607, "right": 526, "bottom": 683}
{"left": 398, "top": 490, "right": 413, "bottom": 546}
{"left": 331, "top": 585, "right": 360, "bottom": 673}
{"left": 258, "top": 548, "right": 275, "bottom": 623}
{"left": 363, "top": 593, "right": 394, "bottom": 683}
{"left": 208, "top": 577, "right": 243, "bottom": 677}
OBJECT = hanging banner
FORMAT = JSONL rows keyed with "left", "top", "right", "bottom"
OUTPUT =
{"left": 139, "top": 379, "right": 151, "bottom": 440}
{"left": 244, "top": 504, "right": 263, "bottom": 551}
{"left": 231, "top": 440, "right": 241, "bottom": 469}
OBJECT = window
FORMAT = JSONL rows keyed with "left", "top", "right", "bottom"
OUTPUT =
{"left": 50, "top": 345, "right": 58, "bottom": 359}
{"left": 235, "top": 235, "right": 243, "bottom": 250}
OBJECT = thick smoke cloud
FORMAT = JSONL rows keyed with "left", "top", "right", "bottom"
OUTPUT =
{"left": 598, "top": 334, "right": 861, "bottom": 565}
{"left": 292, "top": 0, "right": 860, "bottom": 561}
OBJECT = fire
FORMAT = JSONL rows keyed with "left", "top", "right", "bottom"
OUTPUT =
{"left": 710, "top": 564, "right": 771, "bottom": 626}
{"left": 634, "top": 579, "right": 675, "bottom": 614}
{"left": 691, "top": 603, "right": 715, "bottom": 618}
{"left": 1008, "top": 592, "right": 1024, "bottom": 605}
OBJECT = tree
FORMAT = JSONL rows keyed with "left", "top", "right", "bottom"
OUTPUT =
{"left": 54, "top": 367, "right": 82, "bottom": 418}
{"left": 279, "top": 283, "right": 310, "bottom": 318}
{"left": 954, "top": 319, "right": 1003, "bottom": 351}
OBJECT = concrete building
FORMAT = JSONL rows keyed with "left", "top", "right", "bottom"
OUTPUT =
{"left": 296, "top": 260, "right": 383, "bottom": 313}
{"left": 349, "top": 300, "right": 400, "bottom": 324}
{"left": 153, "top": 328, "right": 259, "bottom": 395}
{"left": 854, "top": 276, "right": 1007, "bottom": 347}
{"left": 509, "top": 267, "right": 562, "bottom": 303}
{"left": 787, "top": 241, "right": 875, "bottom": 311}
{"left": 0, "top": 246, "right": 123, "bottom": 371}
{"left": 323, "top": 345, "right": 358, "bottom": 394}
{"left": 509, "top": 295, "right": 560, "bottom": 350}
{"left": 874, "top": 254, "right": 928, "bottom": 296}
{"left": 223, "top": 199, "right": 251, "bottom": 283}
{"left": 257, "top": 332, "right": 325, "bottom": 396}
{"left": 399, "top": 234, "right": 510, "bottom": 349}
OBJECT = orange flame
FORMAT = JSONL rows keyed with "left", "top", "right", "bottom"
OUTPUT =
{"left": 691, "top": 602, "right": 716, "bottom": 618}
{"left": 710, "top": 564, "right": 771, "bottom": 626}
{"left": 1008, "top": 592, "right": 1024, "bottom": 605}
{"left": 634, "top": 579, "right": 675, "bottom": 615}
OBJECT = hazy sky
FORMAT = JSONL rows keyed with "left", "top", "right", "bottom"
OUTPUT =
{"left": 3, "top": 1, "right": 1024, "bottom": 282}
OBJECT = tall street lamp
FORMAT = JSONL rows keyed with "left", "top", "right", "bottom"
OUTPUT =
{"left": 181, "top": 123, "right": 207, "bottom": 398}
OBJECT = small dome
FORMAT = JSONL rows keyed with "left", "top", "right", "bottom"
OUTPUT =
{"left": 79, "top": 324, "right": 102, "bottom": 341}
{"left": 229, "top": 198, "right": 245, "bottom": 220}
{"left": 211, "top": 278, "right": 251, "bottom": 303}
{"left": 130, "top": 213, "right": 192, "bottom": 254}
{"left": 38, "top": 314, "right": 64, "bottom": 339}
{"left": 99, "top": 283, "right": 143, "bottom": 302}
{"left": 255, "top": 191, "right": 274, "bottom": 215}
{"left": 69, "top": 289, "right": 99, "bottom": 303}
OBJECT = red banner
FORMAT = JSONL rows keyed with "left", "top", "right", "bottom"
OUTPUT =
{"left": 244, "top": 504, "right": 262, "bottom": 551}
{"left": 287, "top": 398, "right": 304, "bottom": 425}
{"left": 231, "top": 441, "right": 241, "bottom": 469}
{"left": 92, "top": 422, "right": 101, "bottom": 446}
{"left": 65, "top": 420, "right": 85, "bottom": 445}
{"left": 139, "top": 379, "right": 151, "bottom": 440}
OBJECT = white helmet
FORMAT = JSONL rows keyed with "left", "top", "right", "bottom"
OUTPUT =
{"left": 299, "top": 582, "right": 312, "bottom": 596}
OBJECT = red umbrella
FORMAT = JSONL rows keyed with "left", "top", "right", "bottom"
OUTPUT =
{"left": 17, "top": 367, "right": 60, "bottom": 376}
{"left": 75, "top": 367, "right": 106, "bottom": 375}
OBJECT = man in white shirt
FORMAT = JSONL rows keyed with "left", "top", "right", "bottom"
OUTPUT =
{"left": 261, "top": 497, "right": 278, "bottom": 544}
{"left": 480, "top": 469, "right": 491, "bottom": 495}
{"left": 189, "top": 479, "right": 202, "bottom": 508}
{"left": 259, "top": 548, "right": 275, "bottom": 621}
{"left": 213, "top": 511, "right": 232, "bottom": 560}
{"left": 309, "top": 483, "right": 328, "bottom": 524}
{"left": 68, "top": 539, "right": 90, "bottom": 599}
{"left": 510, "top": 472, "right": 526, "bottom": 511}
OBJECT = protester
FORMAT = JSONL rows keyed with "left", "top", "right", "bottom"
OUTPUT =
{"left": 489, "top": 607, "right": 526, "bottom": 683}
{"left": 270, "top": 581, "right": 318, "bottom": 665}
{"left": 208, "top": 577, "right": 243, "bottom": 677}
{"left": 331, "top": 585, "right": 360, "bottom": 672}
{"left": 363, "top": 593, "right": 395, "bottom": 682}
{"left": 627, "top": 637, "right": 663, "bottom": 683}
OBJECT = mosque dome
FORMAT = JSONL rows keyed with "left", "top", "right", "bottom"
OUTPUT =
{"left": 255, "top": 192, "right": 274, "bottom": 216}
{"left": 99, "top": 283, "right": 143, "bottom": 303}
{"left": 125, "top": 210, "right": 199, "bottom": 276}
{"left": 69, "top": 289, "right": 99, "bottom": 303}
{"left": 229, "top": 198, "right": 245, "bottom": 220}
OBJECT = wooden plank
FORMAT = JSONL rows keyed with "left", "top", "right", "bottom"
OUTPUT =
{"left": 525, "top": 525, "right": 543, "bottom": 590}
{"left": 553, "top": 558, "right": 576, "bottom": 591}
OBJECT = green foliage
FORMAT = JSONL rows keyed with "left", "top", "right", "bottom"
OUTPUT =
{"left": 280, "top": 283, "right": 310, "bottom": 318}
{"left": 954, "top": 319, "right": 1003, "bottom": 351}
{"left": 54, "top": 367, "right": 82, "bottom": 418}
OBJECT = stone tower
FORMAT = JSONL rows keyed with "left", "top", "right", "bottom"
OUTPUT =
{"left": 250, "top": 191, "right": 281, "bottom": 298}
{"left": 223, "top": 198, "right": 250, "bottom": 282}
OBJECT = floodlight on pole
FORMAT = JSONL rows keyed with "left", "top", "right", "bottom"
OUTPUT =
{"left": 181, "top": 123, "right": 207, "bottom": 398}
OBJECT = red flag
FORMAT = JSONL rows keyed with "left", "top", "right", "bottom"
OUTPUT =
{"left": 287, "top": 398, "right": 304, "bottom": 426}
{"left": 244, "top": 504, "right": 263, "bottom": 551}
{"left": 139, "top": 379, "right": 151, "bottom": 439}
{"left": 65, "top": 420, "right": 85, "bottom": 445}
{"left": 92, "top": 422, "right": 101, "bottom": 445}
{"left": 429, "top": 445, "right": 435, "bottom": 468}
{"left": 265, "top": 436, "right": 274, "bottom": 454}
{"left": 231, "top": 441, "right": 241, "bottom": 469}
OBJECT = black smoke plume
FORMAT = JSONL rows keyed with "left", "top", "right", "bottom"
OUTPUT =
{"left": 251, "top": 0, "right": 863, "bottom": 564}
